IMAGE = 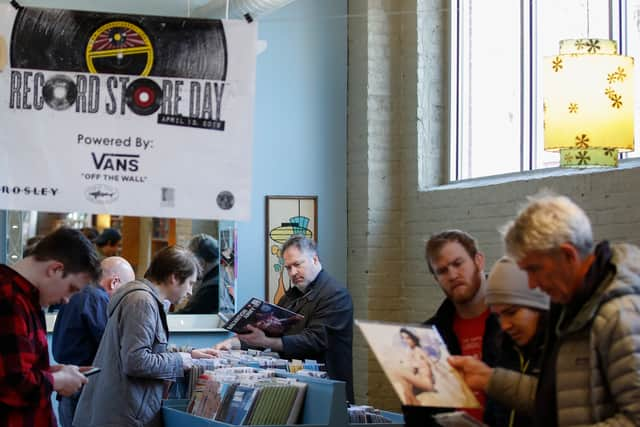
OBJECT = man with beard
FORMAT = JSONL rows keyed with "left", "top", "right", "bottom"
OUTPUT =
{"left": 423, "top": 229, "right": 501, "bottom": 422}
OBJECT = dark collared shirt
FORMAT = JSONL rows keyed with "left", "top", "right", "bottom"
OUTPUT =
{"left": 52, "top": 284, "right": 109, "bottom": 366}
{"left": 277, "top": 269, "right": 354, "bottom": 402}
{"left": 0, "top": 264, "right": 56, "bottom": 427}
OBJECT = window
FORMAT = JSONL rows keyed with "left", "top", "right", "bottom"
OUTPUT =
{"left": 451, "top": 0, "right": 638, "bottom": 181}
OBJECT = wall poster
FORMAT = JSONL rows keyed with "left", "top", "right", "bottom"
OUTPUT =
{"left": 0, "top": 4, "right": 257, "bottom": 220}
{"left": 265, "top": 195, "right": 317, "bottom": 303}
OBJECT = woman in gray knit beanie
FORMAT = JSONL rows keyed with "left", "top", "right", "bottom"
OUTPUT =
{"left": 482, "top": 256, "right": 550, "bottom": 427}
{"left": 486, "top": 256, "right": 549, "bottom": 347}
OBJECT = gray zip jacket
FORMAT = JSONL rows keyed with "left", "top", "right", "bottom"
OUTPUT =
{"left": 73, "top": 280, "right": 184, "bottom": 427}
{"left": 487, "top": 243, "right": 640, "bottom": 426}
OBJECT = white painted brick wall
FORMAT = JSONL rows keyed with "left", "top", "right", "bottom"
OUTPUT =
{"left": 348, "top": 0, "right": 640, "bottom": 412}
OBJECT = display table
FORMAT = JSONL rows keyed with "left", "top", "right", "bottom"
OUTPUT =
{"left": 162, "top": 375, "right": 404, "bottom": 427}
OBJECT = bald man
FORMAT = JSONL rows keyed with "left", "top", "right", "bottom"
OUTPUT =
{"left": 52, "top": 256, "right": 135, "bottom": 427}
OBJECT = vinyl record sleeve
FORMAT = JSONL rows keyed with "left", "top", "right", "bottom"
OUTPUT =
{"left": 356, "top": 320, "right": 480, "bottom": 409}
{"left": 223, "top": 297, "right": 304, "bottom": 337}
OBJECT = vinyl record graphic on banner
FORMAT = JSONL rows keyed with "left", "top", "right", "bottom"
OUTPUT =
{"left": 86, "top": 21, "right": 153, "bottom": 76}
{"left": 10, "top": 6, "right": 228, "bottom": 80}
{"left": 42, "top": 75, "right": 77, "bottom": 110}
{"left": 125, "top": 78, "right": 162, "bottom": 115}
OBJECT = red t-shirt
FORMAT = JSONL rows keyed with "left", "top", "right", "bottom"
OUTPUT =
{"left": 453, "top": 308, "right": 490, "bottom": 422}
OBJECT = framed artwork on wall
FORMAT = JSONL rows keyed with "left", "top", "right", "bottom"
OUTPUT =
{"left": 265, "top": 195, "right": 318, "bottom": 303}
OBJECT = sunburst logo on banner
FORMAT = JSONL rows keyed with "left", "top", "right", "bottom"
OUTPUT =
{"left": 86, "top": 21, "right": 154, "bottom": 76}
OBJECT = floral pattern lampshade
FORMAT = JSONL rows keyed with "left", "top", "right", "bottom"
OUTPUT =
{"left": 544, "top": 39, "right": 634, "bottom": 167}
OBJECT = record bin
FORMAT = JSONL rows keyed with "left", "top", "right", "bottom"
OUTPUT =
{"left": 162, "top": 374, "right": 404, "bottom": 427}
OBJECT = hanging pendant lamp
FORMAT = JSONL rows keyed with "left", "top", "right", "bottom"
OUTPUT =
{"left": 543, "top": 38, "right": 634, "bottom": 167}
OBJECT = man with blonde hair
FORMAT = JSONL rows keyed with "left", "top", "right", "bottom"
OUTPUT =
{"left": 450, "top": 192, "right": 640, "bottom": 426}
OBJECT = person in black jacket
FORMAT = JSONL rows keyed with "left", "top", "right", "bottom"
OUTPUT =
{"left": 215, "top": 235, "right": 354, "bottom": 402}
{"left": 482, "top": 257, "right": 549, "bottom": 427}
{"left": 176, "top": 234, "right": 220, "bottom": 314}
{"left": 423, "top": 229, "right": 501, "bottom": 423}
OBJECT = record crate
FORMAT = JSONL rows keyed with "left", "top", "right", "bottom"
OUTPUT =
{"left": 162, "top": 374, "right": 404, "bottom": 427}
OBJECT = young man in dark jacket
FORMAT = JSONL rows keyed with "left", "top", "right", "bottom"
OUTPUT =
{"left": 423, "top": 230, "right": 502, "bottom": 422}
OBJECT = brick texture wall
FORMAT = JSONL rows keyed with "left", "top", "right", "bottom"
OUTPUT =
{"left": 347, "top": 0, "right": 640, "bottom": 411}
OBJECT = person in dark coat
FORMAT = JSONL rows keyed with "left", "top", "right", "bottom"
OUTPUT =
{"left": 215, "top": 235, "right": 354, "bottom": 402}
{"left": 176, "top": 234, "right": 220, "bottom": 314}
{"left": 423, "top": 229, "right": 502, "bottom": 423}
{"left": 94, "top": 228, "right": 122, "bottom": 260}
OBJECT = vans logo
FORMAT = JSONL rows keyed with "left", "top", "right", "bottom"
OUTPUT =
{"left": 92, "top": 153, "right": 139, "bottom": 172}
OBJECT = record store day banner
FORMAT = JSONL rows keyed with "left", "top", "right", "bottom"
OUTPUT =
{"left": 0, "top": 4, "right": 257, "bottom": 220}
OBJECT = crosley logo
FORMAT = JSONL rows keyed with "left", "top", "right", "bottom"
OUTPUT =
{"left": 85, "top": 184, "right": 119, "bottom": 204}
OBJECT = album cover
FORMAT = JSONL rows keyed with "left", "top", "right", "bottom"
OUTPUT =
{"left": 222, "top": 297, "right": 304, "bottom": 337}
{"left": 433, "top": 411, "right": 488, "bottom": 427}
{"left": 356, "top": 320, "right": 479, "bottom": 408}
{"left": 219, "top": 384, "right": 259, "bottom": 425}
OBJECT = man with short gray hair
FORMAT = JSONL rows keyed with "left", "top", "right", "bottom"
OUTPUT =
{"left": 216, "top": 235, "right": 354, "bottom": 402}
{"left": 52, "top": 256, "right": 135, "bottom": 427}
{"left": 450, "top": 192, "right": 640, "bottom": 426}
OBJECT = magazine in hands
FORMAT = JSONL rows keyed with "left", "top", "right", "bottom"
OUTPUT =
{"left": 356, "top": 320, "right": 480, "bottom": 409}
{"left": 222, "top": 297, "right": 304, "bottom": 337}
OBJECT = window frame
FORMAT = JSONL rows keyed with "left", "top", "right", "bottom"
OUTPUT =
{"left": 449, "top": 0, "right": 629, "bottom": 182}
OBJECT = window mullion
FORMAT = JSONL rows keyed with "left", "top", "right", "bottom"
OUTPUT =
{"left": 521, "top": 0, "right": 533, "bottom": 171}
{"left": 450, "top": 0, "right": 462, "bottom": 181}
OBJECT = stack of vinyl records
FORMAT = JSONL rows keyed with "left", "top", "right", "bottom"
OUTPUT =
{"left": 186, "top": 367, "right": 307, "bottom": 425}
{"left": 216, "top": 349, "right": 292, "bottom": 370}
{"left": 186, "top": 358, "right": 232, "bottom": 398}
{"left": 347, "top": 405, "right": 393, "bottom": 424}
